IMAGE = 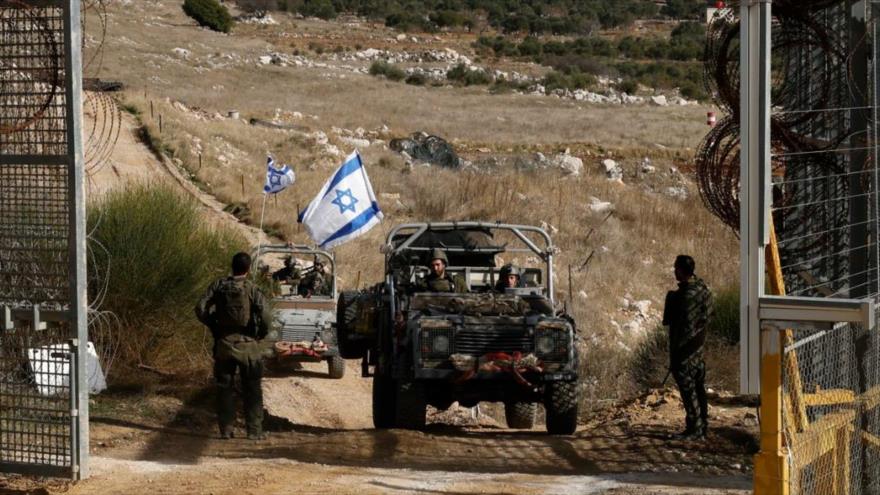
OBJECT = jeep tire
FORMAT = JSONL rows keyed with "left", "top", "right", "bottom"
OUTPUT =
{"left": 394, "top": 381, "right": 426, "bottom": 430}
{"left": 544, "top": 382, "right": 579, "bottom": 435}
{"left": 372, "top": 374, "right": 396, "bottom": 429}
{"left": 328, "top": 354, "right": 346, "bottom": 379}
{"left": 504, "top": 401, "right": 536, "bottom": 429}
{"left": 337, "top": 291, "right": 366, "bottom": 359}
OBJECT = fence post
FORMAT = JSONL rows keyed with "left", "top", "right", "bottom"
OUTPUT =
{"left": 753, "top": 324, "right": 789, "bottom": 495}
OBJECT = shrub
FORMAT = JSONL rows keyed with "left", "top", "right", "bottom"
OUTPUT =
{"left": 300, "top": 0, "right": 337, "bottom": 20}
{"left": 405, "top": 73, "right": 428, "bottom": 85}
{"left": 616, "top": 79, "right": 639, "bottom": 95}
{"left": 708, "top": 286, "right": 740, "bottom": 345}
{"left": 541, "top": 69, "right": 596, "bottom": 92}
{"left": 369, "top": 61, "right": 406, "bottom": 81}
{"left": 182, "top": 0, "right": 234, "bottom": 33}
{"left": 88, "top": 183, "right": 246, "bottom": 376}
{"left": 446, "top": 63, "right": 493, "bottom": 86}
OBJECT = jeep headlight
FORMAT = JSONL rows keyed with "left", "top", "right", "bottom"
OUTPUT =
{"left": 534, "top": 321, "right": 570, "bottom": 362}
{"left": 536, "top": 334, "right": 556, "bottom": 355}
{"left": 432, "top": 334, "right": 450, "bottom": 354}
{"left": 420, "top": 319, "right": 453, "bottom": 358}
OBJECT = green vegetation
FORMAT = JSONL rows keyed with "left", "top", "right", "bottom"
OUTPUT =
{"left": 474, "top": 23, "right": 708, "bottom": 98}
{"left": 182, "top": 0, "right": 234, "bottom": 33}
{"left": 446, "top": 63, "right": 493, "bottom": 86}
{"left": 369, "top": 60, "right": 406, "bottom": 81}
{"left": 88, "top": 183, "right": 246, "bottom": 378}
{"left": 260, "top": 0, "right": 696, "bottom": 33}
{"left": 628, "top": 286, "right": 740, "bottom": 390}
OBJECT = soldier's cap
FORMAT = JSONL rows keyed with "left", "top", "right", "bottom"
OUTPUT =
{"left": 430, "top": 248, "right": 448, "bottom": 265}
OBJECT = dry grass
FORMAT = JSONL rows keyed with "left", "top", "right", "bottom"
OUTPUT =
{"left": 92, "top": 1, "right": 738, "bottom": 403}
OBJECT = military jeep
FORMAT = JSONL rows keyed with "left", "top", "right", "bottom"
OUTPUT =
{"left": 336, "top": 223, "right": 580, "bottom": 434}
{"left": 254, "top": 244, "right": 345, "bottom": 379}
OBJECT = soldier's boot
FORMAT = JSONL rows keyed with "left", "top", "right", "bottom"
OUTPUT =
{"left": 243, "top": 377, "right": 265, "bottom": 440}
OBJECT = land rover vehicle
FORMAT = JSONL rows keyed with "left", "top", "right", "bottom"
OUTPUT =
{"left": 254, "top": 244, "right": 345, "bottom": 379}
{"left": 336, "top": 223, "right": 580, "bottom": 434}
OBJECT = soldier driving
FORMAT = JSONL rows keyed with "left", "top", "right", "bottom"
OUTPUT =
{"left": 494, "top": 263, "right": 523, "bottom": 292}
{"left": 195, "top": 252, "right": 272, "bottom": 440}
{"left": 415, "top": 248, "right": 467, "bottom": 293}
{"left": 272, "top": 255, "right": 301, "bottom": 285}
{"left": 662, "top": 255, "right": 714, "bottom": 441}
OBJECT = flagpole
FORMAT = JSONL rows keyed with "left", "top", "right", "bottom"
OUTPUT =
{"left": 253, "top": 192, "right": 269, "bottom": 279}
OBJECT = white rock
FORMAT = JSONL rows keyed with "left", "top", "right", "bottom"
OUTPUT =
{"left": 172, "top": 47, "right": 191, "bottom": 59}
{"left": 578, "top": 290, "right": 588, "bottom": 300}
{"left": 623, "top": 320, "right": 642, "bottom": 334}
{"left": 589, "top": 196, "right": 614, "bottom": 213}
{"left": 340, "top": 136, "right": 371, "bottom": 149}
{"left": 641, "top": 158, "right": 655, "bottom": 174}
{"left": 396, "top": 33, "right": 407, "bottom": 41}
{"left": 651, "top": 95, "right": 669, "bottom": 107}
{"left": 554, "top": 153, "right": 583, "bottom": 176}
{"left": 631, "top": 300, "right": 652, "bottom": 316}
{"left": 664, "top": 186, "right": 689, "bottom": 201}
{"left": 601, "top": 159, "right": 624, "bottom": 182}
{"left": 258, "top": 55, "right": 272, "bottom": 65}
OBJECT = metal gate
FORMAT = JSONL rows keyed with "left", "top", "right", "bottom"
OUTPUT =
{"left": 0, "top": 0, "right": 89, "bottom": 479}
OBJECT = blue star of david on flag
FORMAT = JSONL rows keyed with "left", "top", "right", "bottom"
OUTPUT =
{"left": 263, "top": 156, "right": 296, "bottom": 194}
{"left": 331, "top": 188, "right": 358, "bottom": 214}
{"left": 298, "top": 151, "right": 384, "bottom": 250}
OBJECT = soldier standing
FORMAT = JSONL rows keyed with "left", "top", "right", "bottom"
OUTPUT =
{"left": 663, "top": 255, "right": 714, "bottom": 440}
{"left": 195, "top": 252, "right": 272, "bottom": 440}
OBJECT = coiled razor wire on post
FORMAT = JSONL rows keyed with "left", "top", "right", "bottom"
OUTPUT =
{"left": 696, "top": 1, "right": 880, "bottom": 493}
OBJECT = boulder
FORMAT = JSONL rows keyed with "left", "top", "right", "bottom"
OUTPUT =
{"left": 650, "top": 95, "right": 669, "bottom": 106}
{"left": 601, "top": 159, "right": 624, "bottom": 181}
{"left": 389, "top": 132, "right": 461, "bottom": 168}
{"left": 553, "top": 153, "right": 583, "bottom": 176}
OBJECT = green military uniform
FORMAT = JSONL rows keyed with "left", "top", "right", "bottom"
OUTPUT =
{"left": 663, "top": 276, "right": 713, "bottom": 437}
{"left": 416, "top": 272, "right": 467, "bottom": 293}
{"left": 272, "top": 265, "right": 301, "bottom": 285}
{"left": 195, "top": 275, "right": 272, "bottom": 438}
{"left": 298, "top": 267, "right": 326, "bottom": 297}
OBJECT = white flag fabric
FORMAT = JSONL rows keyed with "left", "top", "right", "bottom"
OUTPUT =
{"left": 298, "top": 151, "right": 383, "bottom": 250}
{"left": 263, "top": 156, "right": 296, "bottom": 194}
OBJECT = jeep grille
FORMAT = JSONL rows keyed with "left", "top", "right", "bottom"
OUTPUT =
{"left": 454, "top": 327, "right": 533, "bottom": 355}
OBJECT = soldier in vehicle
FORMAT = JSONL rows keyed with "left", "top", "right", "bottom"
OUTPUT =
{"left": 494, "top": 263, "right": 523, "bottom": 292}
{"left": 298, "top": 258, "right": 327, "bottom": 297}
{"left": 663, "top": 255, "right": 714, "bottom": 441}
{"left": 415, "top": 248, "right": 467, "bottom": 293}
{"left": 195, "top": 252, "right": 272, "bottom": 440}
{"left": 272, "top": 255, "right": 301, "bottom": 286}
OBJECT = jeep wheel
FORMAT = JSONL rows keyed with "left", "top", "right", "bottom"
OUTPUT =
{"left": 544, "top": 382, "right": 579, "bottom": 435}
{"left": 337, "top": 291, "right": 366, "bottom": 359}
{"left": 372, "top": 375, "right": 396, "bottom": 429}
{"left": 394, "top": 381, "right": 426, "bottom": 430}
{"left": 504, "top": 401, "right": 536, "bottom": 429}
{"left": 328, "top": 354, "right": 346, "bottom": 379}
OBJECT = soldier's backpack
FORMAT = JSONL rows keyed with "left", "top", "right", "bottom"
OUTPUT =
{"left": 214, "top": 277, "right": 252, "bottom": 330}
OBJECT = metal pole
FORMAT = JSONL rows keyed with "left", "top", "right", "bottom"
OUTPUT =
{"left": 739, "top": 0, "right": 771, "bottom": 396}
{"left": 64, "top": 0, "right": 89, "bottom": 480}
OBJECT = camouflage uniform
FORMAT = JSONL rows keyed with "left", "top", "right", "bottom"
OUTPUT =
{"left": 663, "top": 276, "right": 713, "bottom": 436}
{"left": 416, "top": 272, "right": 466, "bottom": 293}
{"left": 195, "top": 275, "right": 272, "bottom": 438}
{"left": 298, "top": 268, "right": 326, "bottom": 297}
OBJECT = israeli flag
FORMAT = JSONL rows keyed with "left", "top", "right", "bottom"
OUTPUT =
{"left": 298, "top": 151, "right": 383, "bottom": 250}
{"left": 263, "top": 156, "right": 296, "bottom": 194}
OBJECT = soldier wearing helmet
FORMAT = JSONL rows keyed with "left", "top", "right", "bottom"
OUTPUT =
{"left": 494, "top": 263, "right": 523, "bottom": 292}
{"left": 298, "top": 257, "right": 328, "bottom": 298}
{"left": 415, "top": 248, "right": 467, "bottom": 293}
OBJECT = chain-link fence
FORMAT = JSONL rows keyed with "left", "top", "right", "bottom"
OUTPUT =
{"left": 769, "top": 1, "right": 880, "bottom": 494}
{"left": 0, "top": 0, "right": 88, "bottom": 479}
